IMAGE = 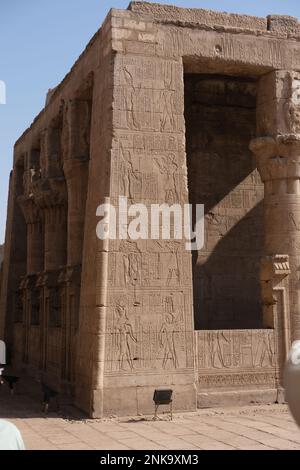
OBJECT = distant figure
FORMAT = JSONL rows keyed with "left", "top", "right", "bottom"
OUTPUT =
{"left": 0, "top": 340, "right": 5, "bottom": 385}
{"left": 284, "top": 340, "right": 300, "bottom": 427}
{"left": 0, "top": 340, "right": 5, "bottom": 365}
{"left": 0, "top": 420, "right": 25, "bottom": 450}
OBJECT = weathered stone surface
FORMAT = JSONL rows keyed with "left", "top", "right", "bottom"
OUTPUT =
{"left": 129, "top": 2, "right": 268, "bottom": 30}
{"left": 267, "top": 15, "right": 300, "bottom": 34}
{"left": 2, "top": 2, "right": 300, "bottom": 417}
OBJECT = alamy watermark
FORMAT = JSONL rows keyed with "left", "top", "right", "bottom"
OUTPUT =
{"left": 96, "top": 196, "right": 204, "bottom": 251}
{"left": 0, "top": 81, "right": 6, "bottom": 104}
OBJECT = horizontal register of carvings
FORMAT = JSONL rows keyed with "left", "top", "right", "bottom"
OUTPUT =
{"left": 197, "top": 330, "right": 276, "bottom": 389}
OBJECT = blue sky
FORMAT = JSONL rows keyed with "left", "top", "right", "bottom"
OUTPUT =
{"left": 1, "top": 0, "right": 300, "bottom": 243}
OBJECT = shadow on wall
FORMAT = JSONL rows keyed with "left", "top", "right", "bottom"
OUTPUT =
{"left": 184, "top": 73, "right": 264, "bottom": 330}
{"left": 192, "top": 201, "right": 264, "bottom": 330}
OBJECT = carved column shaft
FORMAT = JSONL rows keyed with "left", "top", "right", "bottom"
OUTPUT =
{"left": 34, "top": 126, "right": 67, "bottom": 271}
{"left": 44, "top": 205, "right": 67, "bottom": 270}
{"left": 43, "top": 125, "right": 63, "bottom": 179}
{"left": 251, "top": 70, "right": 300, "bottom": 342}
{"left": 27, "top": 221, "right": 44, "bottom": 274}
{"left": 58, "top": 100, "right": 90, "bottom": 390}
{"left": 64, "top": 160, "right": 88, "bottom": 266}
{"left": 63, "top": 99, "right": 90, "bottom": 266}
{"left": 18, "top": 196, "right": 44, "bottom": 275}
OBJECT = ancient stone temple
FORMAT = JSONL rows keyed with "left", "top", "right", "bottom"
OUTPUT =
{"left": 1, "top": 2, "right": 300, "bottom": 417}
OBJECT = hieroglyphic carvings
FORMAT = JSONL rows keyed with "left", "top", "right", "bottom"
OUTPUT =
{"left": 10, "top": 4, "right": 300, "bottom": 417}
{"left": 108, "top": 240, "right": 190, "bottom": 289}
{"left": 198, "top": 330, "right": 276, "bottom": 371}
{"left": 160, "top": 295, "right": 182, "bottom": 369}
{"left": 198, "top": 372, "right": 276, "bottom": 388}
{"left": 197, "top": 329, "right": 276, "bottom": 389}
{"left": 106, "top": 50, "right": 194, "bottom": 387}
{"left": 105, "top": 290, "right": 190, "bottom": 374}
{"left": 256, "top": 71, "right": 300, "bottom": 136}
{"left": 113, "top": 296, "right": 137, "bottom": 370}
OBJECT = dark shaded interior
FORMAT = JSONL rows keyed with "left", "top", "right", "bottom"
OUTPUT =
{"left": 12, "top": 157, "right": 27, "bottom": 324}
{"left": 184, "top": 73, "right": 264, "bottom": 330}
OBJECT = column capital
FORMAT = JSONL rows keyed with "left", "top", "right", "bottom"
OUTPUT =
{"left": 250, "top": 134, "right": 300, "bottom": 182}
{"left": 17, "top": 195, "right": 42, "bottom": 225}
{"left": 31, "top": 176, "right": 67, "bottom": 209}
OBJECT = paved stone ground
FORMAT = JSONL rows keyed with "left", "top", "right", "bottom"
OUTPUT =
{"left": 0, "top": 385, "right": 300, "bottom": 450}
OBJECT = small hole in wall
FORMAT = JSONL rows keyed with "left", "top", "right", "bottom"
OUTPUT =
{"left": 214, "top": 45, "right": 222, "bottom": 55}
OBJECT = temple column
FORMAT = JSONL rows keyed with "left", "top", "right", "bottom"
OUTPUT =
{"left": 63, "top": 99, "right": 90, "bottom": 266}
{"left": 32, "top": 127, "right": 67, "bottom": 376}
{"left": 18, "top": 198, "right": 44, "bottom": 275}
{"left": 60, "top": 99, "right": 90, "bottom": 389}
{"left": 35, "top": 127, "right": 67, "bottom": 272}
{"left": 250, "top": 71, "right": 300, "bottom": 381}
{"left": 43, "top": 204, "right": 67, "bottom": 271}
{"left": 63, "top": 158, "right": 89, "bottom": 267}
{"left": 22, "top": 148, "right": 44, "bottom": 275}
{"left": 17, "top": 149, "right": 44, "bottom": 364}
{"left": 17, "top": 196, "right": 43, "bottom": 363}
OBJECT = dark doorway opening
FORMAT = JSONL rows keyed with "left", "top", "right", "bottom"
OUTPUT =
{"left": 184, "top": 73, "right": 263, "bottom": 330}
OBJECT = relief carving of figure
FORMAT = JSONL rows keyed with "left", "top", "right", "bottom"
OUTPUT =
{"left": 254, "top": 331, "right": 274, "bottom": 368}
{"left": 114, "top": 299, "right": 137, "bottom": 371}
{"left": 207, "top": 331, "right": 230, "bottom": 369}
{"left": 160, "top": 90, "right": 175, "bottom": 132}
{"left": 159, "top": 312, "right": 179, "bottom": 369}
{"left": 154, "top": 153, "right": 178, "bottom": 204}
{"left": 119, "top": 145, "right": 141, "bottom": 198}
{"left": 159, "top": 294, "right": 181, "bottom": 369}
{"left": 166, "top": 252, "right": 180, "bottom": 286}
{"left": 124, "top": 252, "right": 140, "bottom": 287}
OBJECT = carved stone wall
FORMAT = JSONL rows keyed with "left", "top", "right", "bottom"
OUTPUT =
{"left": 99, "top": 48, "right": 196, "bottom": 416}
{"left": 196, "top": 329, "right": 278, "bottom": 405}
{"left": 197, "top": 330, "right": 276, "bottom": 386}
{"left": 3, "top": 3, "right": 300, "bottom": 417}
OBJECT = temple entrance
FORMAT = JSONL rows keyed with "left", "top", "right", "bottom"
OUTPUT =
{"left": 184, "top": 73, "right": 264, "bottom": 330}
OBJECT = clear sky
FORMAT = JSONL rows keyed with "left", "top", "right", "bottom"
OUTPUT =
{"left": 1, "top": 0, "right": 300, "bottom": 243}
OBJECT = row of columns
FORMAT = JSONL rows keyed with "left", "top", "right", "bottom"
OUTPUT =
{"left": 17, "top": 99, "right": 91, "bottom": 389}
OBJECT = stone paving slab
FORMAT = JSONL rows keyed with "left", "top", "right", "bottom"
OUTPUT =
{"left": 0, "top": 385, "right": 300, "bottom": 450}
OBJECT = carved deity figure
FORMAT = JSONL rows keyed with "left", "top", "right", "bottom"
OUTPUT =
{"left": 124, "top": 253, "right": 140, "bottom": 287}
{"left": 159, "top": 313, "right": 179, "bottom": 369}
{"left": 114, "top": 301, "right": 137, "bottom": 370}
{"left": 119, "top": 146, "right": 141, "bottom": 198}
{"left": 159, "top": 295, "right": 180, "bottom": 369}
{"left": 154, "top": 153, "right": 178, "bottom": 204}
{"left": 207, "top": 331, "right": 230, "bottom": 369}
{"left": 254, "top": 331, "right": 274, "bottom": 368}
{"left": 166, "top": 252, "right": 180, "bottom": 286}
